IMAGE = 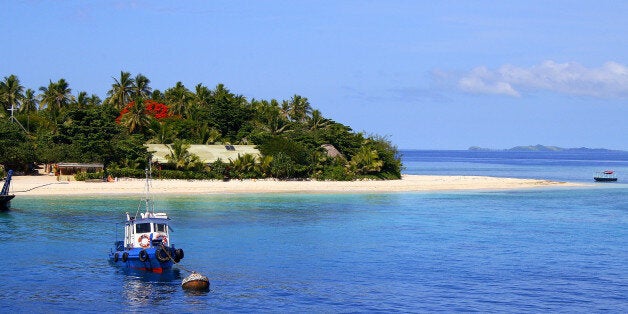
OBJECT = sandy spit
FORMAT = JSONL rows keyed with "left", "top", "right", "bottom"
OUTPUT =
{"left": 8, "top": 174, "right": 585, "bottom": 196}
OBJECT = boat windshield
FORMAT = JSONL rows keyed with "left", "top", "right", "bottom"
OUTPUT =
{"left": 155, "top": 223, "right": 168, "bottom": 232}
{"left": 135, "top": 223, "right": 151, "bottom": 233}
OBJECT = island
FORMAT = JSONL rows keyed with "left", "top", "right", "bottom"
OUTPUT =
{"left": 468, "top": 145, "right": 625, "bottom": 153}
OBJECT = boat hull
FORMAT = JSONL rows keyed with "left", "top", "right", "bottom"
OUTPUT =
{"left": 109, "top": 247, "right": 176, "bottom": 273}
{"left": 594, "top": 177, "right": 617, "bottom": 182}
{"left": 0, "top": 195, "right": 15, "bottom": 210}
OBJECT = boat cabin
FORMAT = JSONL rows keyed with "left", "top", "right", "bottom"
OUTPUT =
{"left": 123, "top": 212, "right": 171, "bottom": 250}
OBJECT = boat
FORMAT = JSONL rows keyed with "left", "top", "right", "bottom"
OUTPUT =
{"left": 594, "top": 170, "right": 618, "bottom": 182}
{"left": 108, "top": 169, "right": 184, "bottom": 273}
{"left": 1, "top": 170, "right": 15, "bottom": 210}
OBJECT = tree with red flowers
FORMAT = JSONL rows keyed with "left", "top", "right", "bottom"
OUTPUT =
{"left": 116, "top": 99, "right": 171, "bottom": 134}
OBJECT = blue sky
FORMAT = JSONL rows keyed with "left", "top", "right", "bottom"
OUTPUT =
{"left": 3, "top": 1, "right": 628, "bottom": 150}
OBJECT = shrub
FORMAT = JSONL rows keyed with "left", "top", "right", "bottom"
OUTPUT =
{"left": 74, "top": 171, "right": 105, "bottom": 181}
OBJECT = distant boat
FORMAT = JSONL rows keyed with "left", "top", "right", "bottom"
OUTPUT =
{"left": 594, "top": 170, "right": 618, "bottom": 182}
{"left": 108, "top": 169, "right": 185, "bottom": 273}
{"left": 1, "top": 170, "right": 15, "bottom": 210}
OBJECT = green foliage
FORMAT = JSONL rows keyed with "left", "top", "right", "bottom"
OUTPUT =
{"left": 207, "top": 84, "right": 254, "bottom": 142}
{"left": 314, "top": 164, "right": 355, "bottom": 181}
{"left": 208, "top": 159, "right": 229, "bottom": 179}
{"left": 229, "top": 153, "right": 259, "bottom": 179}
{"left": 366, "top": 135, "right": 403, "bottom": 179}
{"left": 164, "top": 139, "right": 203, "bottom": 170}
{"left": 74, "top": 171, "right": 104, "bottom": 181}
{"left": 269, "top": 152, "right": 296, "bottom": 179}
{"left": 0, "top": 118, "right": 34, "bottom": 168}
{"left": 349, "top": 146, "right": 384, "bottom": 175}
{"left": 1, "top": 73, "right": 403, "bottom": 180}
{"left": 257, "top": 136, "right": 315, "bottom": 178}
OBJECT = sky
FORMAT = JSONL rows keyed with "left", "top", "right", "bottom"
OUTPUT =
{"left": 2, "top": 0, "right": 628, "bottom": 150}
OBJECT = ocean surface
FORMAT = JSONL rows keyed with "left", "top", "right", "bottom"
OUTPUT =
{"left": 1, "top": 150, "right": 627, "bottom": 312}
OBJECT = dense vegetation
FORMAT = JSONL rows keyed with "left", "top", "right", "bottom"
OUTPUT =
{"left": 0, "top": 72, "right": 401, "bottom": 180}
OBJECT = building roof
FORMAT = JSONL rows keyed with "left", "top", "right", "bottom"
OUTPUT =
{"left": 321, "top": 144, "right": 344, "bottom": 158}
{"left": 57, "top": 163, "right": 104, "bottom": 168}
{"left": 146, "top": 144, "right": 261, "bottom": 164}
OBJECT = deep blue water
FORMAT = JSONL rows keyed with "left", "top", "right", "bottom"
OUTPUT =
{"left": 1, "top": 150, "right": 627, "bottom": 312}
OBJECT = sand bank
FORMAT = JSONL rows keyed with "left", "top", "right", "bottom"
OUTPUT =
{"left": 8, "top": 174, "right": 583, "bottom": 196}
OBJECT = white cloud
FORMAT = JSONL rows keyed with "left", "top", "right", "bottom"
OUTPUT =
{"left": 456, "top": 61, "right": 628, "bottom": 98}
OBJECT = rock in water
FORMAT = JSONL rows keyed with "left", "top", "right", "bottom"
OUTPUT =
{"left": 182, "top": 272, "right": 210, "bottom": 291}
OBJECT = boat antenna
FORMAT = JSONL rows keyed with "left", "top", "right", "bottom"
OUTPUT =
{"left": 144, "top": 167, "right": 153, "bottom": 214}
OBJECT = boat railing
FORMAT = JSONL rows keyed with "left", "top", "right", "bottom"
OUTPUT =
{"left": 595, "top": 170, "right": 617, "bottom": 178}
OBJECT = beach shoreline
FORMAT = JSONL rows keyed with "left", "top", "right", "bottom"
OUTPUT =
{"left": 9, "top": 174, "right": 585, "bottom": 196}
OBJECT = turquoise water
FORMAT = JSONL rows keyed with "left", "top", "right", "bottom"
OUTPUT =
{"left": 1, "top": 151, "right": 627, "bottom": 312}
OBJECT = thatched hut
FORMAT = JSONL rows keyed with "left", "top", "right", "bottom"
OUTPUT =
{"left": 321, "top": 144, "right": 344, "bottom": 158}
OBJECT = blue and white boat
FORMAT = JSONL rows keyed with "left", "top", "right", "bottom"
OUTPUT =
{"left": 108, "top": 169, "right": 184, "bottom": 273}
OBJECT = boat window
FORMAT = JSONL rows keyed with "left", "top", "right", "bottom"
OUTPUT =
{"left": 135, "top": 223, "right": 151, "bottom": 233}
{"left": 155, "top": 223, "right": 167, "bottom": 232}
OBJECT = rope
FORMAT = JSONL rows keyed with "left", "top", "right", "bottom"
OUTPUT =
{"left": 14, "top": 182, "right": 69, "bottom": 193}
{"left": 161, "top": 244, "right": 197, "bottom": 274}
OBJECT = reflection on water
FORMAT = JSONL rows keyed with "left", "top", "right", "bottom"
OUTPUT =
{"left": 120, "top": 268, "right": 182, "bottom": 307}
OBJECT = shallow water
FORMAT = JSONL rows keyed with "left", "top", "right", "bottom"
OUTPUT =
{"left": 1, "top": 151, "right": 627, "bottom": 312}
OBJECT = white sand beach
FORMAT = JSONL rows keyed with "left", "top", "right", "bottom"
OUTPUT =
{"left": 9, "top": 174, "right": 583, "bottom": 196}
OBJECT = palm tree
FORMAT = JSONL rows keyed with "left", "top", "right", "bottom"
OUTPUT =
{"left": 287, "top": 94, "right": 312, "bottom": 122}
{"left": 254, "top": 99, "right": 291, "bottom": 135}
{"left": 74, "top": 91, "right": 89, "bottom": 109}
{"left": 119, "top": 99, "right": 153, "bottom": 134}
{"left": 0, "top": 74, "right": 24, "bottom": 117}
{"left": 19, "top": 89, "right": 38, "bottom": 114}
{"left": 87, "top": 94, "right": 102, "bottom": 107}
{"left": 349, "top": 146, "right": 384, "bottom": 175}
{"left": 308, "top": 109, "right": 330, "bottom": 130}
{"left": 193, "top": 83, "right": 212, "bottom": 109}
{"left": 190, "top": 83, "right": 211, "bottom": 118}
{"left": 230, "top": 153, "right": 258, "bottom": 179}
{"left": 38, "top": 78, "right": 74, "bottom": 119}
{"left": 165, "top": 139, "right": 200, "bottom": 170}
{"left": 256, "top": 155, "right": 273, "bottom": 178}
{"left": 133, "top": 73, "right": 152, "bottom": 98}
{"left": 106, "top": 71, "right": 135, "bottom": 110}
{"left": 197, "top": 124, "right": 222, "bottom": 144}
{"left": 165, "top": 81, "right": 192, "bottom": 117}
{"left": 150, "top": 122, "right": 176, "bottom": 144}
{"left": 73, "top": 91, "right": 100, "bottom": 109}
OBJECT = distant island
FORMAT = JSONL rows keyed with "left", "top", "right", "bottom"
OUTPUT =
{"left": 468, "top": 144, "right": 625, "bottom": 152}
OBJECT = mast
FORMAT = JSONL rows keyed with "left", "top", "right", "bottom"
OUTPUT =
{"left": 144, "top": 167, "right": 152, "bottom": 214}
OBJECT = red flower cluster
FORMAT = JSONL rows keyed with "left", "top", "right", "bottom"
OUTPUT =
{"left": 116, "top": 99, "right": 171, "bottom": 123}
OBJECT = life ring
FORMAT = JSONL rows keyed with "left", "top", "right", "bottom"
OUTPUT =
{"left": 139, "top": 250, "right": 148, "bottom": 262}
{"left": 122, "top": 252, "right": 129, "bottom": 262}
{"left": 156, "top": 249, "right": 170, "bottom": 263}
{"left": 138, "top": 234, "right": 150, "bottom": 248}
{"left": 157, "top": 235, "right": 168, "bottom": 246}
{"left": 113, "top": 252, "right": 119, "bottom": 262}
